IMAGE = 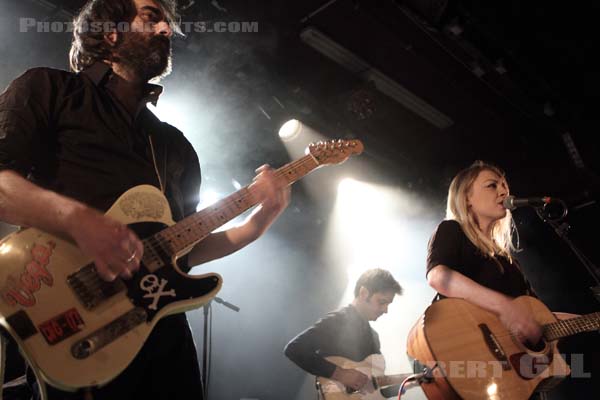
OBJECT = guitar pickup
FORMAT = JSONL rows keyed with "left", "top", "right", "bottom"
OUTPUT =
{"left": 67, "top": 264, "right": 125, "bottom": 310}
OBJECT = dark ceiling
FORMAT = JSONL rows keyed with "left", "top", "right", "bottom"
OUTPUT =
{"left": 13, "top": 0, "right": 598, "bottom": 203}
{"left": 179, "top": 0, "right": 598, "bottom": 202}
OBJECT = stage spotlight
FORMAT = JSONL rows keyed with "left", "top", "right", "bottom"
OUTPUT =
{"left": 278, "top": 119, "right": 302, "bottom": 141}
{"left": 278, "top": 118, "right": 326, "bottom": 165}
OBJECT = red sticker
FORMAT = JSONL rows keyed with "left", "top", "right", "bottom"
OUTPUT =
{"left": 0, "top": 241, "right": 56, "bottom": 307}
{"left": 38, "top": 308, "right": 85, "bottom": 345}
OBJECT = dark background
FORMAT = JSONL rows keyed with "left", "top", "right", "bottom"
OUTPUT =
{"left": 1, "top": 0, "right": 598, "bottom": 399}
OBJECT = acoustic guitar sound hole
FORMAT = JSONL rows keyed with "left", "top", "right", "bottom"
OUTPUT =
{"left": 524, "top": 338, "right": 546, "bottom": 353}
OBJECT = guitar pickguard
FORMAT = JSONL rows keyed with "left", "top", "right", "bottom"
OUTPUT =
{"left": 126, "top": 264, "right": 220, "bottom": 320}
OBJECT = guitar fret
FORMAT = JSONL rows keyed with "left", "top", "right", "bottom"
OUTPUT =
{"left": 562, "top": 322, "right": 571, "bottom": 336}
{"left": 164, "top": 162, "right": 311, "bottom": 254}
{"left": 553, "top": 326, "right": 560, "bottom": 341}
{"left": 545, "top": 312, "right": 600, "bottom": 341}
{"left": 150, "top": 143, "right": 360, "bottom": 256}
{"left": 561, "top": 321, "right": 570, "bottom": 336}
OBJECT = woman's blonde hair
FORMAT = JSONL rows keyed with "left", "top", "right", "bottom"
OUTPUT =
{"left": 446, "top": 161, "right": 517, "bottom": 263}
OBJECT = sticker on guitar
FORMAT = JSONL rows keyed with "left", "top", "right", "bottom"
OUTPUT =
{"left": 139, "top": 274, "right": 176, "bottom": 310}
{"left": 39, "top": 308, "right": 85, "bottom": 345}
{"left": 0, "top": 241, "right": 56, "bottom": 307}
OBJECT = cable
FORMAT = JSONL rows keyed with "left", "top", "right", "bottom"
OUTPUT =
{"left": 397, "top": 374, "right": 419, "bottom": 400}
{"left": 397, "top": 365, "right": 437, "bottom": 400}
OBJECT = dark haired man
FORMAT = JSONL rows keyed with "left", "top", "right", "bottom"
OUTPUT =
{"left": 0, "top": 0, "right": 289, "bottom": 399}
{"left": 284, "top": 269, "right": 402, "bottom": 392}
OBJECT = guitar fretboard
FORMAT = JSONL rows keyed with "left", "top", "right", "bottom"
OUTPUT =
{"left": 543, "top": 312, "right": 600, "bottom": 341}
{"left": 153, "top": 154, "right": 319, "bottom": 256}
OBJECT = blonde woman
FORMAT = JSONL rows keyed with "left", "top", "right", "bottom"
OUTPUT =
{"left": 426, "top": 162, "right": 543, "bottom": 344}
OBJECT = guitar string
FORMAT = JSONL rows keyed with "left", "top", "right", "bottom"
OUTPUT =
{"left": 494, "top": 323, "right": 588, "bottom": 340}
{"left": 148, "top": 145, "right": 360, "bottom": 253}
{"left": 79, "top": 155, "right": 321, "bottom": 292}
{"left": 485, "top": 315, "right": 600, "bottom": 343}
{"left": 147, "top": 155, "right": 318, "bottom": 253}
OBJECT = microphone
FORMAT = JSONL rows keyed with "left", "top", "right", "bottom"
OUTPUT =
{"left": 502, "top": 196, "right": 554, "bottom": 210}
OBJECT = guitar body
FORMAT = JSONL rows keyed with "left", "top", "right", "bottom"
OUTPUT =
{"left": 0, "top": 185, "right": 222, "bottom": 391}
{"left": 317, "top": 354, "right": 389, "bottom": 400}
{"left": 407, "top": 296, "right": 570, "bottom": 400}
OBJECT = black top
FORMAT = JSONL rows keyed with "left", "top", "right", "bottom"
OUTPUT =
{"left": 284, "top": 305, "right": 381, "bottom": 378}
{"left": 426, "top": 220, "right": 535, "bottom": 299}
{"left": 0, "top": 63, "right": 200, "bottom": 223}
{"left": 1, "top": 64, "right": 205, "bottom": 399}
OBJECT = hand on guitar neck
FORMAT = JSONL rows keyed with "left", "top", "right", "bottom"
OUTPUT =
{"left": 331, "top": 366, "right": 369, "bottom": 391}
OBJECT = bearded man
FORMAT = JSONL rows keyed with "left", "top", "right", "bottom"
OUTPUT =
{"left": 0, "top": 0, "right": 290, "bottom": 399}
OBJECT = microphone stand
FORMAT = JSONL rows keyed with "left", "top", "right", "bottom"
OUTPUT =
{"left": 202, "top": 297, "right": 240, "bottom": 399}
{"left": 533, "top": 202, "right": 600, "bottom": 303}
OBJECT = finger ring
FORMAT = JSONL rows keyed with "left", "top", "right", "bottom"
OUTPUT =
{"left": 126, "top": 250, "right": 136, "bottom": 263}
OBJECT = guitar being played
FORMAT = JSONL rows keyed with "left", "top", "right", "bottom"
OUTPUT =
{"left": 0, "top": 0, "right": 287, "bottom": 398}
{"left": 408, "top": 162, "right": 587, "bottom": 400}
{"left": 0, "top": 1, "right": 363, "bottom": 399}
{"left": 284, "top": 269, "right": 406, "bottom": 399}
{"left": 0, "top": 139, "right": 362, "bottom": 394}
{"left": 407, "top": 296, "right": 599, "bottom": 400}
{"left": 317, "top": 355, "right": 414, "bottom": 400}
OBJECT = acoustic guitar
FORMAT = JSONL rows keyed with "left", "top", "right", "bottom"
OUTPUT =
{"left": 317, "top": 354, "right": 412, "bottom": 400}
{"left": 407, "top": 296, "right": 599, "bottom": 399}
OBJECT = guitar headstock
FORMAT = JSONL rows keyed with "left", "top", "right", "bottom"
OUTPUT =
{"left": 307, "top": 139, "right": 364, "bottom": 166}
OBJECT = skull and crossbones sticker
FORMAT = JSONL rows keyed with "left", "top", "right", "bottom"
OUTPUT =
{"left": 139, "top": 274, "right": 176, "bottom": 310}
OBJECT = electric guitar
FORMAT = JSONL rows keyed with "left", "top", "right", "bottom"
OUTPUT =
{"left": 317, "top": 354, "right": 412, "bottom": 400}
{"left": 0, "top": 139, "right": 363, "bottom": 391}
{"left": 406, "top": 296, "right": 599, "bottom": 400}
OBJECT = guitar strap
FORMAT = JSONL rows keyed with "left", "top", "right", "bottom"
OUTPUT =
{"left": 141, "top": 109, "right": 168, "bottom": 194}
{"left": 148, "top": 134, "right": 166, "bottom": 194}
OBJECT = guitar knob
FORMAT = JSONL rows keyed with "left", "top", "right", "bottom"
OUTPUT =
{"left": 71, "top": 339, "right": 95, "bottom": 359}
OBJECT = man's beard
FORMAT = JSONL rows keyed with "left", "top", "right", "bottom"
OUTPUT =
{"left": 114, "top": 32, "right": 172, "bottom": 82}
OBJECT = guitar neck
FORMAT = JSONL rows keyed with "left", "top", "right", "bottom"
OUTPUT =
{"left": 543, "top": 312, "right": 600, "bottom": 341}
{"left": 375, "top": 373, "right": 412, "bottom": 388}
{"left": 156, "top": 154, "right": 320, "bottom": 255}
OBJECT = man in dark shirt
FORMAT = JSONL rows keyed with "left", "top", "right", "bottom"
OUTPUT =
{"left": 0, "top": 0, "right": 289, "bottom": 399}
{"left": 284, "top": 268, "right": 402, "bottom": 392}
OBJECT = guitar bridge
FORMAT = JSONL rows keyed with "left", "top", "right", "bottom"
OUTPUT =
{"left": 478, "top": 324, "right": 511, "bottom": 370}
{"left": 67, "top": 264, "right": 126, "bottom": 309}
